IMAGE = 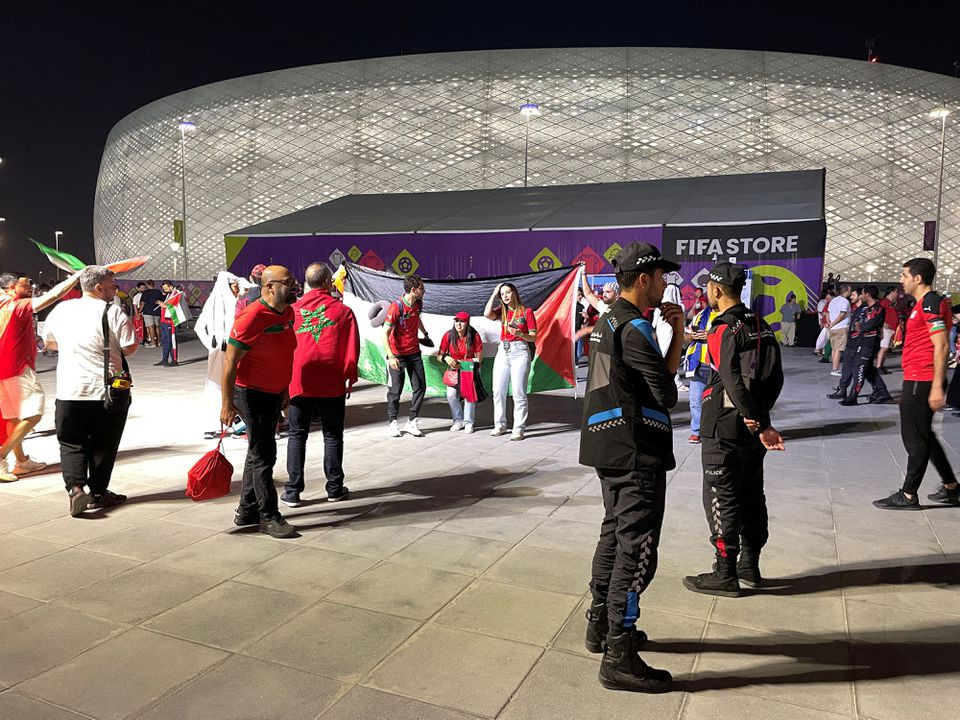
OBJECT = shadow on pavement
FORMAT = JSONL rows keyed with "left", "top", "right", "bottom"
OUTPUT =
{"left": 756, "top": 556, "right": 960, "bottom": 596}
{"left": 780, "top": 420, "right": 897, "bottom": 440}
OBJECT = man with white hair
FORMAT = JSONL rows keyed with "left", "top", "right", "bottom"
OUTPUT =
{"left": 44, "top": 266, "right": 138, "bottom": 517}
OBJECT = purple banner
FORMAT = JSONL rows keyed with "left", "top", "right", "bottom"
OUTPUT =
{"left": 226, "top": 227, "right": 662, "bottom": 281}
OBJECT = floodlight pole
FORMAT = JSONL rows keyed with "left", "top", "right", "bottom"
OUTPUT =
{"left": 933, "top": 112, "right": 948, "bottom": 285}
{"left": 179, "top": 125, "right": 189, "bottom": 283}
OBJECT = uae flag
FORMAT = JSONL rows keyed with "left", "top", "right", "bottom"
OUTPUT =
{"left": 341, "top": 262, "right": 581, "bottom": 398}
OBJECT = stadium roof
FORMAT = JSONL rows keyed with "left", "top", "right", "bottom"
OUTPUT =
{"left": 226, "top": 169, "right": 825, "bottom": 237}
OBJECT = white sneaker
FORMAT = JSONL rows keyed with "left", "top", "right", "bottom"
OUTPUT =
{"left": 403, "top": 418, "right": 423, "bottom": 437}
{"left": 12, "top": 456, "right": 47, "bottom": 476}
{"left": 490, "top": 426, "right": 507, "bottom": 437}
{"left": 464, "top": 423, "right": 475, "bottom": 434}
{"left": 0, "top": 457, "right": 17, "bottom": 483}
{"left": 450, "top": 420, "right": 464, "bottom": 432}
{"left": 388, "top": 420, "right": 402, "bottom": 437}
{"left": 678, "top": 384, "right": 689, "bottom": 392}
{"left": 511, "top": 429, "right": 525, "bottom": 441}
{"left": 830, "top": 370, "right": 842, "bottom": 377}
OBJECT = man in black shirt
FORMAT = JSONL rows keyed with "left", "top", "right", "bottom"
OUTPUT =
{"left": 579, "top": 242, "right": 684, "bottom": 693}
{"left": 138, "top": 280, "right": 164, "bottom": 348}
{"left": 684, "top": 262, "right": 786, "bottom": 597}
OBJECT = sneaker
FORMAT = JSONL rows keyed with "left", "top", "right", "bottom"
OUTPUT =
{"left": 839, "top": 396, "right": 858, "bottom": 406}
{"left": 927, "top": 485, "right": 960, "bottom": 506}
{"left": 490, "top": 426, "right": 507, "bottom": 437}
{"left": 0, "top": 457, "right": 18, "bottom": 483}
{"left": 87, "top": 490, "right": 127, "bottom": 510}
{"left": 682, "top": 563, "right": 741, "bottom": 597}
{"left": 388, "top": 420, "right": 402, "bottom": 438}
{"left": 677, "top": 384, "right": 689, "bottom": 392}
{"left": 688, "top": 434, "right": 701, "bottom": 444}
{"left": 450, "top": 420, "right": 464, "bottom": 432}
{"left": 279, "top": 494, "right": 302, "bottom": 508}
{"left": 260, "top": 515, "right": 297, "bottom": 539}
{"left": 872, "top": 490, "right": 920, "bottom": 510}
{"left": 13, "top": 456, "right": 47, "bottom": 476}
{"left": 403, "top": 418, "right": 424, "bottom": 437}
{"left": 463, "top": 423, "right": 475, "bottom": 434}
{"left": 68, "top": 485, "right": 89, "bottom": 517}
{"left": 327, "top": 487, "right": 350, "bottom": 502}
{"left": 829, "top": 370, "right": 842, "bottom": 376}
{"left": 511, "top": 429, "right": 525, "bottom": 441}
{"left": 818, "top": 357, "right": 830, "bottom": 363}
{"left": 234, "top": 508, "right": 260, "bottom": 527}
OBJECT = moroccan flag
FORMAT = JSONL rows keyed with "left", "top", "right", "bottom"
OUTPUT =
{"left": 341, "top": 262, "right": 581, "bottom": 397}
{"left": 161, "top": 292, "right": 188, "bottom": 326}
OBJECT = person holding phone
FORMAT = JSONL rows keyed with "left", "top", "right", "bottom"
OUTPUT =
{"left": 484, "top": 282, "right": 537, "bottom": 440}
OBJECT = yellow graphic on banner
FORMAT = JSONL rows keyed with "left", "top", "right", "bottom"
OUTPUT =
{"left": 392, "top": 249, "right": 419, "bottom": 276}
{"left": 530, "top": 247, "right": 561, "bottom": 272}
{"left": 603, "top": 243, "right": 622, "bottom": 265}
{"left": 348, "top": 245, "right": 362, "bottom": 262}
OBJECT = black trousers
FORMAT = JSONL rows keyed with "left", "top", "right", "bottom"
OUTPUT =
{"left": 839, "top": 339, "right": 887, "bottom": 398}
{"left": 234, "top": 386, "right": 283, "bottom": 519}
{"left": 285, "top": 394, "right": 346, "bottom": 497}
{"left": 386, "top": 353, "right": 425, "bottom": 421}
{"left": 590, "top": 465, "right": 666, "bottom": 632}
{"left": 701, "top": 436, "right": 768, "bottom": 561}
{"left": 900, "top": 380, "right": 957, "bottom": 494}
{"left": 55, "top": 396, "right": 130, "bottom": 495}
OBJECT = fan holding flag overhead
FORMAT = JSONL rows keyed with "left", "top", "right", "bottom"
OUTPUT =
{"left": 31, "top": 239, "right": 149, "bottom": 277}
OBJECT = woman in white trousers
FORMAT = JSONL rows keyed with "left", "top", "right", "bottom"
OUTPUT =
{"left": 485, "top": 282, "right": 538, "bottom": 441}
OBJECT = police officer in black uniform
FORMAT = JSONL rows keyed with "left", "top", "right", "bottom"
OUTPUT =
{"left": 683, "top": 262, "right": 786, "bottom": 597}
{"left": 826, "top": 285, "right": 892, "bottom": 405}
{"left": 580, "top": 242, "right": 685, "bottom": 693}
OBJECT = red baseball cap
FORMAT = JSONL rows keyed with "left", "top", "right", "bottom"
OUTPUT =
{"left": 454, "top": 311, "right": 470, "bottom": 322}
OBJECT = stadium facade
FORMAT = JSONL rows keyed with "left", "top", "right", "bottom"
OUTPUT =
{"left": 94, "top": 48, "right": 960, "bottom": 282}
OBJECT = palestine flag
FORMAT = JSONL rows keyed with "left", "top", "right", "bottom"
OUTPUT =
{"left": 341, "top": 262, "right": 581, "bottom": 398}
{"left": 161, "top": 292, "right": 189, "bottom": 326}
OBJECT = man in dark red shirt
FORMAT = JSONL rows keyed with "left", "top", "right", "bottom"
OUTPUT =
{"left": 874, "top": 258, "right": 958, "bottom": 509}
{"left": 221, "top": 265, "right": 300, "bottom": 537}
{"left": 876, "top": 286, "right": 900, "bottom": 374}
{"left": 0, "top": 270, "right": 84, "bottom": 481}
{"left": 282, "top": 262, "right": 359, "bottom": 507}
{"left": 383, "top": 275, "right": 431, "bottom": 437}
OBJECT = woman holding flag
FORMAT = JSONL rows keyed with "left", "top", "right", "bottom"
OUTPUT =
{"left": 439, "top": 312, "right": 484, "bottom": 433}
{"left": 485, "top": 282, "right": 537, "bottom": 441}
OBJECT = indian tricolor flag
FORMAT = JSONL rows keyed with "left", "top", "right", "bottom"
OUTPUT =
{"left": 341, "top": 262, "right": 581, "bottom": 397}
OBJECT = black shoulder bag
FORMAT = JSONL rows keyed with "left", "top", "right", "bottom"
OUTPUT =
{"left": 102, "top": 305, "right": 133, "bottom": 409}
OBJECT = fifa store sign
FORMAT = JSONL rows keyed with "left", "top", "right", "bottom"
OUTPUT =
{"left": 672, "top": 234, "right": 799, "bottom": 259}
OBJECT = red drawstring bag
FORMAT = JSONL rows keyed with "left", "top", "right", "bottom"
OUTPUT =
{"left": 185, "top": 430, "right": 234, "bottom": 501}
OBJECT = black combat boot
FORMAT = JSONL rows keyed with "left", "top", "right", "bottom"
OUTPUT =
{"left": 826, "top": 387, "right": 846, "bottom": 399}
{"left": 585, "top": 600, "right": 648, "bottom": 653}
{"left": 737, "top": 550, "right": 763, "bottom": 588}
{"left": 598, "top": 628, "right": 672, "bottom": 693}
{"left": 839, "top": 395, "right": 858, "bottom": 406}
{"left": 682, "top": 557, "right": 741, "bottom": 597}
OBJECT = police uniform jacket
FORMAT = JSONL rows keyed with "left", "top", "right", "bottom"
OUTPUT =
{"left": 579, "top": 297, "right": 678, "bottom": 471}
{"left": 701, "top": 303, "right": 784, "bottom": 440}
{"left": 850, "top": 302, "right": 885, "bottom": 345}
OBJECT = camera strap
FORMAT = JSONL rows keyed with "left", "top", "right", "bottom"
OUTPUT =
{"left": 102, "top": 304, "right": 131, "bottom": 408}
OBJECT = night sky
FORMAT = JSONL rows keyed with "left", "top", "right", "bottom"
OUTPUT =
{"left": 2, "top": 2, "right": 958, "bottom": 279}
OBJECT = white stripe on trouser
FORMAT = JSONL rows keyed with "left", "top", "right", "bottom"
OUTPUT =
{"left": 492, "top": 342, "right": 530, "bottom": 431}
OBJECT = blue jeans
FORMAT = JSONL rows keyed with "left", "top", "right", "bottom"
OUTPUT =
{"left": 688, "top": 365, "right": 712, "bottom": 435}
{"left": 161, "top": 324, "right": 174, "bottom": 364}
{"left": 951, "top": 324, "right": 958, "bottom": 355}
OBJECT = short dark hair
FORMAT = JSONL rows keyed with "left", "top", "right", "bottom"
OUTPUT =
{"left": 885, "top": 285, "right": 898, "bottom": 295}
{"left": 0, "top": 273, "right": 18, "bottom": 290}
{"left": 161, "top": 279, "right": 173, "bottom": 287}
{"left": 136, "top": 282, "right": 146, "bottom": 289}
{"left": 716, "top": 282, "right": 740, "bottom": 299}
{"left": 863, "top": 285, "right": 879, "bottom": 300}
{"left": 615, "top": 270, "right": 641, "bottom": 290}
{"left": 146, "top": 279, "right": 155, "bottom": 287}
{"left": 838, "top": 284, "right": 851, "bottom": 293}
{"left": 903, "top": 258, "right": 936, "bottom": 286}
{"left": 403, "top": 275, "right": 424, "bottom": 293}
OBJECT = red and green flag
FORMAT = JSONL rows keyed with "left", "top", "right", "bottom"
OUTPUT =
{"left": 341, "top": 262, "right": 581, "bottom": 397}
{"left": 31, "top": 239, "right": 149, "bottom": 275}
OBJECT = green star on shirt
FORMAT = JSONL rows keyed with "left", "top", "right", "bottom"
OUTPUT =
{"left": 297, "top": 305, "right": 335, "bottom": 342}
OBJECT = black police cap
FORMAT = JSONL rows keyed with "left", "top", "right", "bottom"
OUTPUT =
{"left": 708, "top": 261, "right": 747, "bottom": 289}
{"left": 611, "top": 242, "right": 681, "bottom": 274}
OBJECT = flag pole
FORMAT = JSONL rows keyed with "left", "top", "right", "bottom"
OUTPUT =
{"left": 572, "top": 264, "right": 584, "bottom": 399}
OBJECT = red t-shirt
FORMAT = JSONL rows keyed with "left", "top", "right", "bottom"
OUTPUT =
{"left": 498, "top": 306, "right": 537, "bottom": 341}
{"left": 902, "top": 291, "right": 950, "bottom": 382}
{"left": 229, "top": 299, "right": 297, "bottom": 394}
{"left": 0, "top": 296, "right": 37, "bottom": 379}
{"left": 385, "top": 296, "right": 422, "bottom": 356}
{"left": 439, "top": 330, "right": 483, "bottom": 361}
{"left": 289, "top": 290, "right": 360, "bottom": 398}
{"left": 878, "top": 298, "right": 899, "bottom": 331}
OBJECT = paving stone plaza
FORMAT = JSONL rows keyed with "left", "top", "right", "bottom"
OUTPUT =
{"left": 0, "top": 340, "right": 958, "bottom": 720}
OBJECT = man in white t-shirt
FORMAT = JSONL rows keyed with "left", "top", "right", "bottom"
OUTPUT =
{"left": 827, "top": 284, "right": 852, "bottom": 375}
{"left": 44, "top": 266, "right": 138, "bottom": 518}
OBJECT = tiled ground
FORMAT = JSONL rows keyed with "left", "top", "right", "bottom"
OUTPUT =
{"left": 0, "top": 341, "right": 958, "bottom": 719}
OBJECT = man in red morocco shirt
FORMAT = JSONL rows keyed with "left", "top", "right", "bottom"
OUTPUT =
{"left": 0, "top": 270, "right": 85, "bottom": 481}
{"left": 383, "top": 275, "right": 431, "bottom": 438}
{"left": 282, "top": 262, "right": 359, "bottom": 507}
{"left": 221, "top": 265, "right": 300, "bottom": 537}
{"left": 874, "top": 258, "right": 959, "bottom": 509}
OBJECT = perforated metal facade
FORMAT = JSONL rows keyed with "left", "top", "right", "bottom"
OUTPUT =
{"left": 94, "top": 48, "right": 960, "bottom": 281}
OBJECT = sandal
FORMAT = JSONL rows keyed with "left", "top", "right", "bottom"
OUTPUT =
{"left": 87, "top": 490, "right": 127, "bottom": 510}
{"left": 69, "top": 486, "right": 90, "bottom": 517}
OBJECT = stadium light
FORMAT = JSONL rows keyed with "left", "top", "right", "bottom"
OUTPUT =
{"left": 930, "top": 108, "right": 951, "bottom": 285}
{"left": 177, "top": 118, "right": 196, "bottom": 282}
